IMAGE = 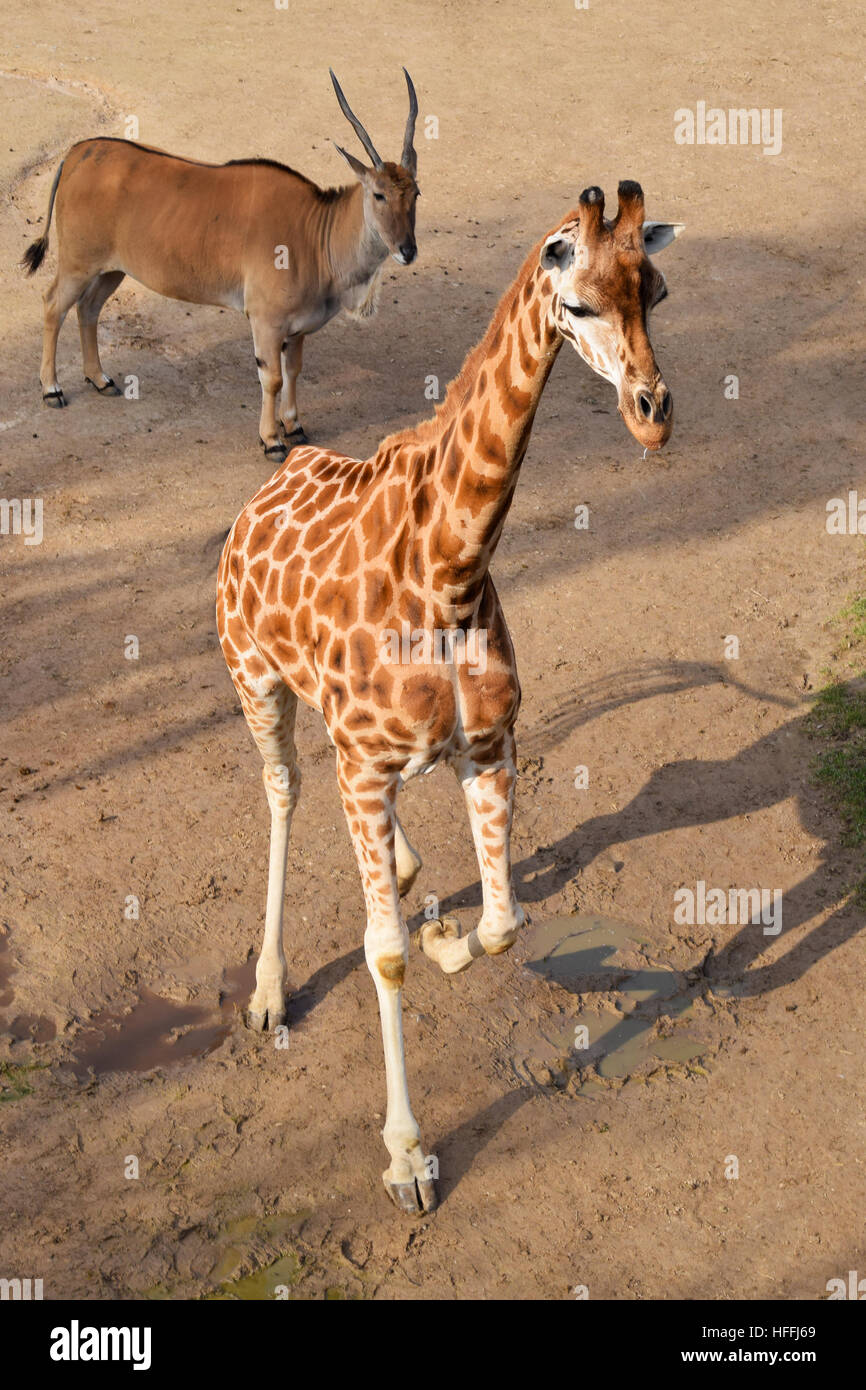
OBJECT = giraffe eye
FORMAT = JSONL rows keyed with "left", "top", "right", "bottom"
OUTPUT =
{"left": 564, "top": 301, "right": 594, "bottom": 318}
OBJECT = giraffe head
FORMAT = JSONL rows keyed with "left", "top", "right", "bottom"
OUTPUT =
{"left": 541, "top": 183, "right": 684, "bottom": 451}
{"left": 330, "top": 68, "right": 420, "bottom": 265}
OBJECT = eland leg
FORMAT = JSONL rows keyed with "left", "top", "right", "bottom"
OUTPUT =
{"left": 40, "top": 270, "right": 93, "bottom": 406}
{"left": 250, "top": 316, "right": 287, "bottom": 463}
{"left": 279, "top": 333, "right": 308, "bottom": 446}
{"left": 78, "top": 270, "right": 125, "bottom": 395}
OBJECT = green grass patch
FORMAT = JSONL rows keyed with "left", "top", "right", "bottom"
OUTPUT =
{"left": 808, "top": 577, "right": 866, "bottom": 860}
{"left": 843, "top": 595, "right": 866, "bottom": 644}
{"left": 0, "top": 1060, "right": 45, "bottom": 1103}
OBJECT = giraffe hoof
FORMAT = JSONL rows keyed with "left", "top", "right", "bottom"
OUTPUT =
{"left": 421, "top": 915, "right": 460, "bottom": 943}
{"left": 419, "top": 915, "right": 460, "bottom": 958}
{"left": 383, "top": 1174, "right": 438, "bottom": 1215}
{"left": 246, "top": 1005, "right": 285, "bottom": 1032}
{"left": 420, "top": 918, "right": 482, "bottom": 974}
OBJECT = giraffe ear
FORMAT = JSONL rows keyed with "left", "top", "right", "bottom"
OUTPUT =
{"left": 540, "top": 235, "right": 574, "bottom": 272}
{"left": 642, "top": 221, "right": 685, "bottom": 255}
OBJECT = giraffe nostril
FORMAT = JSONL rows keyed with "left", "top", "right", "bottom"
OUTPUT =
{"left": 637, "top": 390, "right": 654, "bottom": 420}
{"left": 662, "top": 390, "right": 673, "bottom": 420}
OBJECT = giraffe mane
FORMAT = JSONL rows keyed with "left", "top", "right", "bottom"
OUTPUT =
{"left": 379, "top": 211, "right": 580, "bottom": 453}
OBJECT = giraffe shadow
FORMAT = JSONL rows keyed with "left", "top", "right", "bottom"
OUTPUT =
{"left": 394, "top": 664, "right": 863, "bottom": 1198}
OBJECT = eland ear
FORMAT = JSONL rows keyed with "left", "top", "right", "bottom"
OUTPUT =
{"left": 540, "top": 235, "right": 574, "bottom": 272}
{"left": 332, "top": 141, "right": 369, "bottom": 181}
{"left": 642, "top": 221, "right": 685, "bottom": 255}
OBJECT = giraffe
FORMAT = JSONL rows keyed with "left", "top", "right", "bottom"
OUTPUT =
{"left": 216, "top": 182, "right": 684, "bottom": 1213}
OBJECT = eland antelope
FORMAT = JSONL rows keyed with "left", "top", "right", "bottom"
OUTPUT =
{"left": 216, "top": 184, "right": 683, "bottom": 1212}
{"left": 21, "top": 70, "right": 419, "bottom": 464}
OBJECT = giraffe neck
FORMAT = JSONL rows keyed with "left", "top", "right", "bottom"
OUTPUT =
{"left": 424, "top": 255, "right": 562, "bottom": 618}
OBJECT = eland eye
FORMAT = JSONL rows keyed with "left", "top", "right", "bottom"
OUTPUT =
{"left": 373, "top": 192, "right": 386, "bottom": 202}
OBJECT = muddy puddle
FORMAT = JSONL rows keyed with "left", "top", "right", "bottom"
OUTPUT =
{"left": 144, "top": 1212, "right": 310, "bottom": 1301}
{"left": 514, "top": 914, "right": 707, "bottom": 1093}
{"left": 67, "top": 955, "right": 257, "bottom": 1080}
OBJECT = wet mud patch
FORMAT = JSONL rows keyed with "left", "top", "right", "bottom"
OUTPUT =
{"left": 141, "top": 1212, "right": 313, "bottom": 1301}
{"left": 68, "top": 956, "right": 257, "bottom": 1079}
{"left": 513, "top": 914, "right": 712, "bottom": 1094}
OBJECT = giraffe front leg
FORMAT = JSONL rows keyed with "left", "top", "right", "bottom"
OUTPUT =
{"left": 338, "top": 758, "right": 436, "bottom": 1214}
{"left": 421, "top": 745, "right": 524, "bottom": 974}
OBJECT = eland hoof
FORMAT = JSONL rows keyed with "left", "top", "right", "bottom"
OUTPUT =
{"left": 261, "top": 439, "right": 288, "bottom": 464}
{"left": 383, "top": 1173, "right": 438, "bottom": 1215}
{"left": 85, "top": 376, "right": 122, "bottom": 396}
{"left": 283, "top": 424, "right": 309, "bottom": 447}
{"left": 42, "top": 389, "right": 67, "bottom": 408}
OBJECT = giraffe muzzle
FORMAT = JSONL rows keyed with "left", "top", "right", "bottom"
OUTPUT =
{"left": 636, "top": 386, "right": 673, "bottom": 426}
{"left": 623, "top": 383, "right": 674, "bottom": 450}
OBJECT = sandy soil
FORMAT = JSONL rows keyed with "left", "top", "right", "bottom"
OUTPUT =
{"left": 1, "top": 0, "right": 864, "bottom": 1300}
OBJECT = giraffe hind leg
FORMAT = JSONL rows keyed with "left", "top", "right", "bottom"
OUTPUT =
{"left": 234, "top": 674, "right": 301, "bottom": 1032}
{"left": 395, "top": 815, "right": 422, "bottom": 898}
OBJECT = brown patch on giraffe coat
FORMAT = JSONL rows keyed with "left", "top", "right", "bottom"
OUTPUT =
{"left": 493, "top": 352, "right": 530, "bottom": 419}
{"left": 399, "top": 590, "right": 424, "bottom": 627}
{"left": 295, "top": 604, "right": 314, "bottom": 650}
{"left": 364, "top": 573, "right": 393, "bottom": 625}
{"left": 428, "top": 510, "right": 464, "bottom": 563}
{"left": 400, "top": 673, "right": 455, "bottom": 735}
{"left": 411, "top": 488, "right": 431, "bottom": 528}
{"left": 280, "top": 562, "right": 303, "bottom": 610}
{"left": 371, "top": 670, "right": 394, "bottom": 706}
{"left": 376, "top": 955, "right": 405, "bottom": 987}
{"left": 273, "top": 526, "right": 300, "bottom": 562}
{"left": 249, "top": 557, "right": 270, "bottom": 593}
{"left": 344, "top": 708, "right": 377, "bottom": 731}
{"left": 349, "top": 629, "right": 377, "bottom": 681}
{"left": 391, "top": 525, "right": 409, "bottom": 578}
{"left": 318, "top": 578, "right": 357, "bottom": 628}
{"left": 384, "top": 716, "right": 414, "bottom": 741}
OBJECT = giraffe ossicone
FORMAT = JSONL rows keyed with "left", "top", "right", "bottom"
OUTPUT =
{"left": 216, "top": 181, "right": 684, "bottom": 1212}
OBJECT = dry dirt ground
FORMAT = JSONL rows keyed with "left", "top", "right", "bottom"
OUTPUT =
{"left": 1, "top": 1, "right": 864, "bottom": 1300}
